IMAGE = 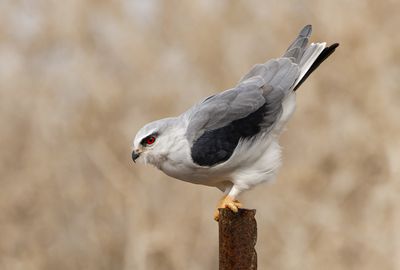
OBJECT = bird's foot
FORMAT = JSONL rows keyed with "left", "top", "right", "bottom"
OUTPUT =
{"left": 214, "top": 195, "right": 242, "bottom": 221}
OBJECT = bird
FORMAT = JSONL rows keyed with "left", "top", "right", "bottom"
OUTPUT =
{"left": 132, "top": 25, "right": 338, "bottom": 221}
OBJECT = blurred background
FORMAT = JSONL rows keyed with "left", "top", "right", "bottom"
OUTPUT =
{"left": 1, "top": 0, "right": 399, "bottom": 269}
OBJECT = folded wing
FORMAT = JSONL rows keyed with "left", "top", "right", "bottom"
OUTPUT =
{"left": 185, "top": 25, "right": 338, "bottom": 167}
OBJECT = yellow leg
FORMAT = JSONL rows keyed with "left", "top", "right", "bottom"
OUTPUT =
{"left": 214, "top": 195, "right": 242, "bottom": 221}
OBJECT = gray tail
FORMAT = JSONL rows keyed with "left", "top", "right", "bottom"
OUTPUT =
{"left": 285, "top": 25, "right": 339, "bottom": 91}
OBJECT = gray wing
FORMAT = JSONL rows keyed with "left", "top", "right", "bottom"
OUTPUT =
{"left": 185, "top": 25, "right": 312, "bottom": 166}
{"left": 185, "top": 76, "right": 266, "bottom": 142}
{"left": 185, "top": 58, "right": 300, "bottom": 144}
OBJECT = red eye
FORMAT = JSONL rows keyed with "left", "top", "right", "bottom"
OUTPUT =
{"left": 146, "top": 136, "right": 156, "bottom": 145}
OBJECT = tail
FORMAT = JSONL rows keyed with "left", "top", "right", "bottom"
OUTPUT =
{"left": 284, "top": 25, "right": 339, "bottom": 91}
{"left": 293, "top": 43, "right": 339, "bottom": 91}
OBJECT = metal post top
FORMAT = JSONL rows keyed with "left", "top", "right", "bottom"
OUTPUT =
{"left": 218, "top": 208, "right": 256, "bottom": 219}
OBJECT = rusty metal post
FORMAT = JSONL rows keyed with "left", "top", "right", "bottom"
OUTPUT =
{"left": 219, "top": 208, "right": 257, "bottom": 270}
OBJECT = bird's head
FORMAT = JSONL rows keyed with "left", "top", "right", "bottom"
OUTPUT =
{"left": 132, "top": 117, "right": 179, "bottom": 166}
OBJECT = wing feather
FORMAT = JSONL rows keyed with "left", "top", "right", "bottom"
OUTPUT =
{"left": 185, "top": 58, "right": 300, "bottom": 144}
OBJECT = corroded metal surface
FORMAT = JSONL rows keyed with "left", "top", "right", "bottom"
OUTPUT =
{"left": 219, "top": 208, "right": 257, "bottom": 270}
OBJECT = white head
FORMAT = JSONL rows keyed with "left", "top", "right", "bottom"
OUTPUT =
{"left": 132, "top": 117, "right": 180, "bottom": 167}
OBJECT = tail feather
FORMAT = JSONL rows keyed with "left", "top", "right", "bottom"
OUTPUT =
{"left": 293, "top": 43, "right": 339, "bottom": 91}
{"left": 239, "top": 25, "right": 338, "bottom": 91}
{"left": 293, "top": 42, "right": 327, "bottom": 88}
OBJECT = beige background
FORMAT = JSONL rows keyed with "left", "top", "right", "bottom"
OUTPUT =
{"left": 1, "top": 1, "right": 399, "bottom": 269}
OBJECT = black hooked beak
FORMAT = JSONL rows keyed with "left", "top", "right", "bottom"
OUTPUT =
{"left": 132, "top": 150, "right": 140, "bottom": 163}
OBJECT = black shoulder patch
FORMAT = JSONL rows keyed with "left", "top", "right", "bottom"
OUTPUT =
{"left": 190, "top": 105, "right": 268, "bottom": 167}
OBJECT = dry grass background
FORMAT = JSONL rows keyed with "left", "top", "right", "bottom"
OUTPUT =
{"left": 0, "top": 0, "right": 399, "bottom": 269}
